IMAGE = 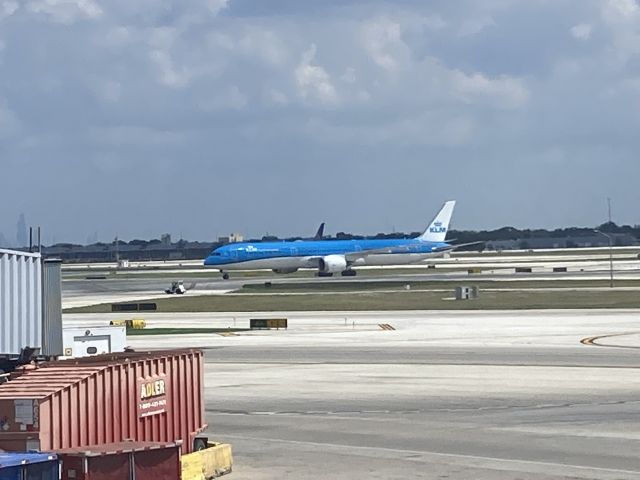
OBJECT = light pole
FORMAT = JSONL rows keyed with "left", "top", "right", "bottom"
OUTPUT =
{"left": 594, "top": 229, "right": 613, "bottom": 288}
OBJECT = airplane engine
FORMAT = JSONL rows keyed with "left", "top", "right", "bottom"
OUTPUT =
{"left": 318, "top": 255, "right": 347, "bottom": 273}
{"left": 272, "top": 268, "right": 299, "bottom": 274}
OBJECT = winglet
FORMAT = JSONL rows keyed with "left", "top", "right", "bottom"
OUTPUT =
{"left": 417, "top": 201, "right": 456, "bottom": 242}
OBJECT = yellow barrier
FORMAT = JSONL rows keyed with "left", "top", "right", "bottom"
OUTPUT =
{"left": 109, "top": 319, "right": 146, "bottom": 329}
{"left": 181, "top": 442, "right": 233, "bottom": 479}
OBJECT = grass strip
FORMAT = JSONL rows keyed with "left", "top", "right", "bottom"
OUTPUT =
{"left": 66, "top": 289, "right": 640, "bottom": 313}
{"left": 126, "top": 327, "right": 249, "bottom": 335}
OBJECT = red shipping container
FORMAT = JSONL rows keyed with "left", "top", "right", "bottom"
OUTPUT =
{"left": 57, "top": 441, "right": 181, "bottom": 480}
{"left": 0, "top": 349, "right": 206, "bottom": 453}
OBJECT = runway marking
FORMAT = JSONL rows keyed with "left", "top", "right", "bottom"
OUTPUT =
{"left": 205, "top": 360, "right": 640, "bottom": 368}
{"left": 378, "top": 323, "right": 396, "bottom": 330}
{"left": 208, "top": 398, "right": 640, "bottom": 418}
{"left": 580, "top": 332, "right": 640, "bottom": 349}
{"left": 219, "top": 434, "right": 640, "bottom": 478}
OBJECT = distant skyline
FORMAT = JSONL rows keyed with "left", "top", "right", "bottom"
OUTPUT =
{"left": 1, "top": 0, "right": 640, "bottom": 243}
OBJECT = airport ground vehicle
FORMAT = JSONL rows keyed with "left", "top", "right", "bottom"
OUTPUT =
{"left": 165, "top": 281, "right": 194, "bottom": 294}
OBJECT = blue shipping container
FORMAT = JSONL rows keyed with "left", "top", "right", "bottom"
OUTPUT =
{"left": 0, "top": 453, "right": 58, "bottom": 480}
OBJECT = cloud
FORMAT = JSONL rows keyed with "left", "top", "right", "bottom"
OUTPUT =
{"left": 0, "top": 1, "right": 18, "bottom": 20}
{"left": 458, "top": 15, "right": 495, "bottom": 37}
{"left": 601, "top": 0, "right": 640, "bottom": 59}
{"left": 295, "top": 44, "right": 338, "bottom": 105}
{"left": 26, "top": 0, "right": 102, "bottom": 24}
{"left": 237, "top": 28, "right": 289, "bottom": 66}
{"left": 451, "top": 70, "right": 529, "bottom": 109}
{"left": 102, "top": 26, "right": 131, "bottom": 47}
{"left": 360, "top": 17, "right": 406, "bottom": 71}
{"left": 2, "top": 0, "right": 640, "bottom": 241}
{"left": 570, "top": 23, "right": 592, "bottom": 40}
{"left": 207, "top": 0, "right": 229, "bottom": 16}
{"left": 149, "top": 49, "right": 192, "bottom": 88}
{"left": 605, "top": 0, "right": 639, "bottom": 17}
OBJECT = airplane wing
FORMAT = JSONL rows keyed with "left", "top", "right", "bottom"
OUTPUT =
{"left": 300, "top": 242, "right": 485, "bottom": 267}
{"left": 344, "top": 241, "right": 485, "bottom": 261}
{"left": 431, "top": 241, "right": 485, "bottom": 253}
{"left": 344, "top": 245, "right": 429, "bottom": 261}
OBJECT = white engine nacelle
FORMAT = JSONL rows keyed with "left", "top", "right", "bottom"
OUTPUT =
{"left": 318, "top": 255, "right": 347, "bottom": 273}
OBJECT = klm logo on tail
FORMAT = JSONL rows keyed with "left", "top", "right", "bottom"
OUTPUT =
{"left": 418, "top": 201, "right": 456, "bottom": 242}
{"left": 429, "top": 221, "right": 447, "bottom": 234}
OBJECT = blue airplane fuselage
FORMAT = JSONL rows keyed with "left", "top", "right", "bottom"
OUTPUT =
{"left": 204, "top": 238, "right": 449, "bottom": 270}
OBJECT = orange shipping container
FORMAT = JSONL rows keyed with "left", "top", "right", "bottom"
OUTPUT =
{"left": 0, "top": 349, "right": 206, "bottom": 453}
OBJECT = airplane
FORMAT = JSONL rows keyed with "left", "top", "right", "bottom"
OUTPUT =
{"left": 205, "top": 201, "right": 468, "bottom": 279}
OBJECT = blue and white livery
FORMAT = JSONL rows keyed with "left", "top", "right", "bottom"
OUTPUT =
{"left": 205, "top": 201, "right": 459, "bottom": 278}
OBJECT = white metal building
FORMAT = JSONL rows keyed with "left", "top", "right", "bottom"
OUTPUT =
{"left": 0, "top": 248, "right": 62, "bottom": 356}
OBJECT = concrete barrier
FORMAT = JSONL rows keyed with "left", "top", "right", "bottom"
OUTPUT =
{"left": 111, "top": 303, "right": 157, "bottom": 312}
{"left": 515, "top": 267, "right": 532, "bottom": 273}
{"left": 181, "top": 442, "right": 233, "bottom": 479}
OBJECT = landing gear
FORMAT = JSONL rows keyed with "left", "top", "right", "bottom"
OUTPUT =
{"left": 222, "top": 272, "right": 229, "bottom": 280}
{"left": 317, "top": 271, "right": 333, "bottom": 277}
{"left": 341, "top": 269, "right": 357, "bottom": 277}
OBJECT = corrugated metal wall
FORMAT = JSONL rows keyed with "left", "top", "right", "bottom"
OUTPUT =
{"left": 0, "top": 249, "right": 43, "bottom": 355}
{"left": 42, "top": 260, "right": 63, "bottom": 356}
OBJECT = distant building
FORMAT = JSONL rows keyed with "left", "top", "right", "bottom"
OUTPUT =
{"left": 16, "top": 213, "right": 27, "bottom": 247}
{"left": 42, "top": 241, "right": 219, "bottom": 263}
{"left": 161, "top": 233, "right": 172, "bottom": 245}
{"left": 218, "top": 233, "right": 243, "bottom": 244}
{"left": 486, "top": 233, "right": 638, "bottom": 251}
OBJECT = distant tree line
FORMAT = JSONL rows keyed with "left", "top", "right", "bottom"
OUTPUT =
{"left": 279, "top": 222, "right": 640, "bottom": 243}
{"left": 447, "top": 222, "right": 640, "bottom": 243}
{"left": 38, "top": 221, "right": 640, "bottom": 249}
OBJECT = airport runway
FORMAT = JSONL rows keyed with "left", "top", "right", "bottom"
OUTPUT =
{"left": 66, "top": 309, "right": 640, "bottom": 479}
{"left": 62, "top": 266, "right": 640, "bottom": 308}
{"left": 62, "top": 278, "right": 235, "bottom": 308}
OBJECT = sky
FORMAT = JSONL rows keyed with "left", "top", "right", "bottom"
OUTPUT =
{"left": 1, "top": 0, "right": 640, "bottom": 245}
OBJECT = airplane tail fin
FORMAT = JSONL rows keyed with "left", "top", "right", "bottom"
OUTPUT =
{"left": 314, "top": 222, "right": 325, "bottom": 240}
{"left": 417, "top": 201, "right": 456, "bottom": 242}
